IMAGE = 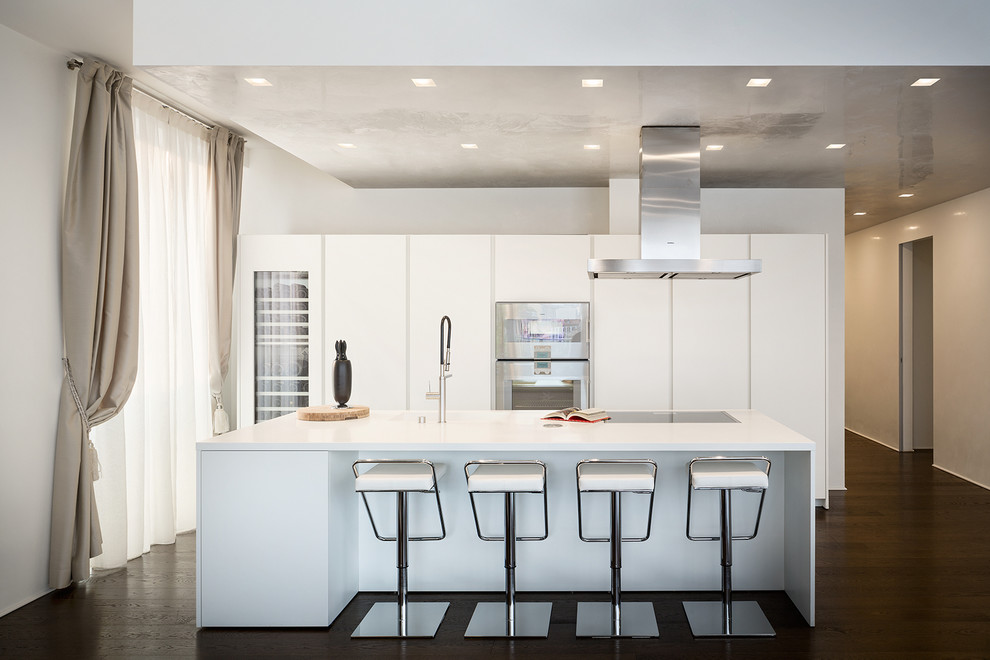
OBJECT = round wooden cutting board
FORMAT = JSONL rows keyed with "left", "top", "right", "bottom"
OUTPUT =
{"left": 296, "top": 405, "right": 370, "bottom": 421}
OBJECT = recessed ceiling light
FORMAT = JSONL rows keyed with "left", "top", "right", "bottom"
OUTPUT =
{"left": 460, "top": 143, "right": 478, "bottom": 149}
{"left": 244, "top": 77, "right": 272, "bottom": 87}
{"left": 582, "top": 79, "right": 604, "bottom": 88}
{"left": 953, "top": 211, "right": 967, "bottom": 216}
{"left": 872, "top": 236, "right": 882, "bottom": 240}
{"left": 337, "top": 143, "right": 357, "bottom": 149}
{"left": 826, "top": 143, "right": 846, "bottom": 150}
{"left": 747, "top": 78, "right": 772, "bottom": 87}
{"left": 705, "top": 145, "right": 724, "bottom": 151}
{"left": 583, "top": 144, "right": 601, "bottom": 150}
{"left": 911, "top": 78, "right": 940, "bottom": 87}
{"left": 411, "top": 78, "right": 436, "bottom": 87}
{"left": 899, "top": 193, "right": 915, "bottom": 198}
{"left": 853, "top": 211, "right": 867, "bottom": 216}
{"left": 907, "top": 226, "right": 919, "bottom": 230}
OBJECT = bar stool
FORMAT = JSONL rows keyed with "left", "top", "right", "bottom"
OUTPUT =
{"left": 462, "top": 460, "right": 551, "bottom": 638}
{"left": 575, "top": 458, "right": 659, "bottom": 638}
{"left": 683, "top": 456, "right": 774, "bottom": 638}
{"left": 351, "top": 459, "right": 448, "bottom": 638}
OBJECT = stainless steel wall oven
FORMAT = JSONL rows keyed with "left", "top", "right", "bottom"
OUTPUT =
{"left": 494, "top": 302, "right": 590, "bottom": 411}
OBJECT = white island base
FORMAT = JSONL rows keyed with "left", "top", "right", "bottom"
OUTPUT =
{"left": 196, "top": 410, "right": 815, "bottom": 628}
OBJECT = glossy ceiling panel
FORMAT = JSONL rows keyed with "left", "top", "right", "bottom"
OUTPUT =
{"left": 141, "top": 64, "right": 990, "bottom": 232}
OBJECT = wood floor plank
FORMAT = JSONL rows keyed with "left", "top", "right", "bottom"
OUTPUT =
{"left": 3, "top": 431, "right": 990, "bottom": 657}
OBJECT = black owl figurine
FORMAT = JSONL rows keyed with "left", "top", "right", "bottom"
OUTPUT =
{"left": 332, "top": 339, "right": 352, "bottom": 408}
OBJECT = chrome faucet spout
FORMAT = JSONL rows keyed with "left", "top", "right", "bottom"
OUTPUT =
{"left": 440, "top": 316, "right": 452, "bottom": 369}
{"left": 439, "top": 316, "right": 452, "bottom": 423}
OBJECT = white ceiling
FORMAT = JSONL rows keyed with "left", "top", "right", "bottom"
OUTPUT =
{"left": 4, "top": 1, "right": 990, "bottom": 233}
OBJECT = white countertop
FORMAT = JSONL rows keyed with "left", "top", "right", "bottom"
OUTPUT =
{"left": 198, "top": 409, "right": 816, "bottom": 453}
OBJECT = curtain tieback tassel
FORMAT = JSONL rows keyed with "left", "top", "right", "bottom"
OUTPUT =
{"left": 213, "top": 397, "right": 230, "bottom": 435}
{"left": 89, "top": 441, "right": 103, "bottom": 482}
{"left": 63, "top": 357, "right": 101, "bottom": 481}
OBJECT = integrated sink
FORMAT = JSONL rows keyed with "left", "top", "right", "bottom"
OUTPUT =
{"left": 387, "top": 410, "right": 515, "bottom": 423}
{"left": 605, "top": 411, "right": 739, "bottom": 424}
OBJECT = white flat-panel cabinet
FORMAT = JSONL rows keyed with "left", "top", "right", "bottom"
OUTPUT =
{"left": 408, "top": 235, "right": 492, "bottom": 411}
{"left": 494, "top": 235, "right": 591, "bottom": 302}
{"left": 237, "top": 235, "right": 324, "bottom": 428}
{"left": 324, "top": 235, "right": 407, "bottom": 410}
{"left": 591, "top": 235, "right": 672, "bottom": 409}
{"left": 672, "top": 235, "right": 751, "bottom": 409}
{"left": 751, "top": 234, "right": 827, "bottom": 500}
{"left": 198, "top": 450, "right": 330, "bottom": 626}
{"left": 232, "top": 234, "right": 827, "bottom": 503}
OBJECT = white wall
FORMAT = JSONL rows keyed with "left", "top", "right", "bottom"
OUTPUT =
{"left": 240, "top": 145, "right": 608, "bottom": 236}
{"left": 0, "top": 24, "right": 74, "bottom": 616}
{"left": 133, "top": 0, "right": 990, "bottom": 66}
{"left": 847, "top": 187, "right": 990, "bottom": 489}
{"left": 608, "top": 178, "right": 639, "bottom": 235}
{"left": 239, "top": 143, "right": 352, "bottom": 235}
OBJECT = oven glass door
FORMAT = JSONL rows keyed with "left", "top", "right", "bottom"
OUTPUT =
{"left": 495, "top": 360, "right": 589, "bottom": 411}
{"left": 495, "top": 302, "right": 590, "bottom": 360}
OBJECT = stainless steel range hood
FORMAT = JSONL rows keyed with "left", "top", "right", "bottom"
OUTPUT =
{"left": 588, "top": 126, "right": 762, "bottom": 280}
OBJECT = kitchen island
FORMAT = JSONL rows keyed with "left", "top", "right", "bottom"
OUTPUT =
{"left": 196, "top": 410, "right": 815, "bottom": 628}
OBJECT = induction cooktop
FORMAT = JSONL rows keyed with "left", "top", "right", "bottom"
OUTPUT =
{"left": 605, "top": 411, "right": 739, "bottom": 423}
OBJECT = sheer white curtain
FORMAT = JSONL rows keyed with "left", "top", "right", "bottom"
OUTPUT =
{"left": 90, "top": 93, "right": 212, "bottom": 569}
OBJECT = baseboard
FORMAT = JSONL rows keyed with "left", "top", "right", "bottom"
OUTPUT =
{"left": 844, "top": 427, "right": 897, "bottom": 451}
{"left": 847, "top": 427, "right": 989, "bottom": 491}
{"left": 1, "top": 588, "right": 54, "bottom": 618}
{"left": 933, "top": 463, "right": 990, "bottom": 492}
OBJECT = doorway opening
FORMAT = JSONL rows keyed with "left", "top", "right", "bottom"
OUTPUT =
{"left": 899, "top": 237, "right": 933, "bottom": 453}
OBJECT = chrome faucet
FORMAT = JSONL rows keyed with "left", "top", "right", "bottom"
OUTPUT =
{"left": 434, "top": 315, "right": 452, "bottom": 422}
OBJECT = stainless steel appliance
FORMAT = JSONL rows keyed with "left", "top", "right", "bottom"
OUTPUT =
{"left": 587, "top": 126, "right": 762, "bottom": 280}
{"left": 605, "top": 410, "right": 739, "bottom": 423}
{"left": 494, "top": 302, "right": 590, "bottom": 410}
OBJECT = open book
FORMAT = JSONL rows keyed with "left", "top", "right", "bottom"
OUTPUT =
{"left": 541, "top": 407, "right": 610, "bottom": 423}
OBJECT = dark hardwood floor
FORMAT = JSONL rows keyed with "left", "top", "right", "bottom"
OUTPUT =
{"left": 3, "top": 431, "right": 990, "bottom": 658}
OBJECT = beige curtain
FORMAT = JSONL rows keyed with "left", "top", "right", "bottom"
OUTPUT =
{"left": 50, "top": 60, "right": 139, "bottom": 588}
{"left": 206, "top": 127, "right": 245, "bottom": 434}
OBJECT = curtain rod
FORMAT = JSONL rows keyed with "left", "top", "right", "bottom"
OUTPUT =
{"left": 133, "top": 88, "right": 215, "bottom": 131}
{"left": 66, "top": 58, "right": 220, "bottom": 133}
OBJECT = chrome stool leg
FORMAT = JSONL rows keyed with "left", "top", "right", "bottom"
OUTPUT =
{"left": 396, "top": 491, "right": 409, "bottom": 636}
{"left": 504, "top": 492, "right": 516, "bottom": 635}
{"left": 610, "top": 491, "right": 621, "bottom": 632}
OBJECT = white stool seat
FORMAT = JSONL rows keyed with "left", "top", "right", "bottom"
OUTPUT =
{"left": 355, "top": 463, "right": 446, "bottom": 492}
{"left": 467, "top": 463, "right": 546, "bottom": 493}
{"left": 578, "top": 462, "right": 656, "bottom": 492}
{"left": 690, "top": 461, "right": 768, "bottom": 490}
